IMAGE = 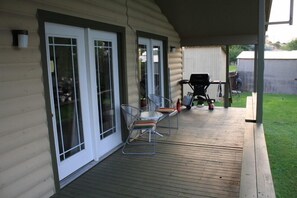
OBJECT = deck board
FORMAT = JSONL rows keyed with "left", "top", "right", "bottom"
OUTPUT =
{"left": 52, "top": 107, "right": 246, "bottom": 198}
{"left": 245, "top": 93, "right": 257, "bottom": 122}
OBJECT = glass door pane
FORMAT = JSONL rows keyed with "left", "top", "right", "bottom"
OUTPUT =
{"left": 49, "top": 37, "right": 85, "bottom": 161}
{"left": 139, "top": 44, "right": 148, "bottom": 108}
{"left": 89, "top": 29, "right": 121, "bottom": 160}
{"left": 153, "top": 46, "right": 162, "bottom": 96}
{"left": 94, "top": 40, "right": 116, "bottom": 139}
{"left": 138, "top": 38, "right": 164, "bottom": 106}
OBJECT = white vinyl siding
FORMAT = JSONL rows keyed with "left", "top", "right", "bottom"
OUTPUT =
{"left": 0, "top": 0, "right": 181, "bottom": 197}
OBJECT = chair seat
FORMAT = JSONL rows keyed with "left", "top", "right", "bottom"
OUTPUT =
{"left": 157, "top": 108, "right": 178, "bottom": 117}
{"left": 133, "top": 120, "right": 157, "bottom": 129}
{"left": 157, "top": 107, "right": 176, "bottom": 113}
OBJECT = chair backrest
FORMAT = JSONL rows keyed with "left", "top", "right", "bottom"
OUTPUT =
{"left": 148, "top": 94, "right": 173, "bottom": 110}
{"left": 121, "top": 104, "right": 141, "bottom": 130}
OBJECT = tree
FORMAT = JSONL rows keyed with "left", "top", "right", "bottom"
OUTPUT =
{"left": 229, "top": 45, "right": 254, "bottom": 64}
{"left": 281, "top": 38, "right": 297, "bottom": 50}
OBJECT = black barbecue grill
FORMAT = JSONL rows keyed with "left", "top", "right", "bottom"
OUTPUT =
{"left": 180, "top": 73, "right": 212, "bottom": 109}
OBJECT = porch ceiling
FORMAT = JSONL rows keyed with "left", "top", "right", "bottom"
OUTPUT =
{"left": 154, "top": 0, "right": 272, "bottom": 46}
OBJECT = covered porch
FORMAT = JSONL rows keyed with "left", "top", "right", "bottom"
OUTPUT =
{"left": 52, "top": 105, "right": 273, "bottom": 197}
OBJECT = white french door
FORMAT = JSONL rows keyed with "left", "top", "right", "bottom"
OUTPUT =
{"left": 45, "top": 23, "right": 121, "bottom": 180}
{"left": 138, "top": 38, "right": 164, "bottom": 103}
{"left": 88, "top": 30, "right": 122, "bottom": 160}
{"left": 45, "top": 23, "right": 93, "bottom": 180}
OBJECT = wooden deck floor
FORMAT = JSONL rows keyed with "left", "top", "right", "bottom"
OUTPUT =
{"left": 52, "top": 106, "right": 246, "bottom": 198}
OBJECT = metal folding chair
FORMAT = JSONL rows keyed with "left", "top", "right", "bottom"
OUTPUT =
{"left": 121, "top": 104, "right": 157, "bottom": 155}
{"left": 148, "top": 94, "right": 179, "bottom": 135}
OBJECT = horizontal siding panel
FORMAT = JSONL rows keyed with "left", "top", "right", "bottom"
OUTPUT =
{"left": 126, "top": 49, "right": 137, "bottom": 62}
{"left": 0, "top": 30, "right": 14, "bottom": 47}
{"left": 170, "top": 63, "right": 183, "bottom": 70}
{"left": 0, "top": 123, "right": 48, "bottom": 155}
{"left": 34, "top": 0, "right": 126, "bottom": 26}
{"left": 0, "top": 63, "right": 42, "bottom": 82}
{"left": 169, "top": 57, "right": 183, "bottom": 64}
{"left": 0, "top": 11, "right": 38, "bottom": 30}
{"left": 169, "top": 51, "right": 183, "bottom": 59}
{"left": 0, "top": 108, "right": 47, "bottom": 136}
{"left": 0, "top": 94, "right": 45, "bottom": 119}
{"left": 170, "top": 65, "right": 183, "bottom": 73}
{"left": 131, "top": 1, "right": 176, "bottom": 32}
{"left": 170, "top": 79, "right": 182, "bottom": 87}
{"left": 128, "top": 6, "right": 174, "bottom": 31}
{"left": 171, "top": 70, "right": 182, "bottom": 78}
{"left": 45, "top": 0, "right": 125, "bottom": 15}
{"left": 132, "top": 0, "right": 161, "bottom": 12}
{"left": 21, "top": 177, "right": 55, "bottom": 198}
{"left": 170, "top": 81, "right": 182, "bottom": 89}
{"left": 0, "top": 136, "right": 50, "bottom": 172}
{"left": 170, "top": 70, "right": 183, "bottom": 79}
{"left": 0, "top": 151, "right": 51, "bottom": 189}
{"left": 0, "top": 164, "right": 53, "bottom": 198}
{"left": 171, "top": 92, "right": 182, "bottom": 101}
{"left": 170, "top": 84, "right": 181, "bottom": 93}
{"left": 169, "top": 39, "right": 181, "bottom": 44}
{"left": 127, "top": 2, "right": 178, "bottom": 38}
{"left": 0, "top": 1, "right": 37, "bottom": 16}
{"left": 129, "top": 18, "right": 177, "bottom": 38}
{"left": 0, "top": 79, "right": 44, "bottom": 100}
{"left": 0, "top": 48, "right": 41, "bottom": 64}
{"left": 40, "top": 189, "right": 57, "bottom": 198}
{"left": 170, "top": 75, "right": 183, "bottom": 83}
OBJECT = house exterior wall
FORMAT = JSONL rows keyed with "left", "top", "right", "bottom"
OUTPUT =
{"left": 238, "top": 58, "right": 297, "bottom": 94}
{"left": 0, "top": 0, "right": 181, "bottom": 197}
{"left": 182, "top": 46, "right": 226, "bottom": 100}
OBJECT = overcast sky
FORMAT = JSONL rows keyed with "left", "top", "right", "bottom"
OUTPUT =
{"left": 266, "top": 0, "right": 297, "bottom": 43}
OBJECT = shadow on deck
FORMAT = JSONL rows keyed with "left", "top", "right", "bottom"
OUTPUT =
{"left": 52, "top": 106, "right": 268, "bottom": 198}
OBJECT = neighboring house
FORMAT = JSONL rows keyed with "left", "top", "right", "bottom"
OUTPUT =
{"left": 182, "top": 46, "right": 226, "bottom": 100}
{"left": 0, "top": 1, "right": 181, "bottom": 197}
{"left": 237, "top": 51, "right": 297, "bottom": 94}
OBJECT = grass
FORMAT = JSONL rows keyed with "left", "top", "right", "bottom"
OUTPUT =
{"left": 215, "top": 92, "right": 297, "bottom": 197}
{"left": 214, "top": 91, "right": 252, "bottom": 107}
{"left": 263, "top": 94, "right": 297, "bottom": 198}
{"left": 229, "top": 65, "right": 237, "bottom": 72}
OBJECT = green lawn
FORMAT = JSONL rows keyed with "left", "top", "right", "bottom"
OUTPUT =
{"left": 214, "top": 91, "right": 252, "bottom": 107}
{"left": 263, "top": 94, "right": 297, "bottom": 198}
{"left": 229, "top": 65, "right": 237, "bottom": 72}
{"left": 216, "top": 92, "right": 297, "bottom": 198}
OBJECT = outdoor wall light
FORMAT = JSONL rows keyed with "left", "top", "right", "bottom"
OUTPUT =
{"left": 170, "top": 46, "right": 176, "bottom": 53}
{"left": 12, "top": 30, "right": 29, "bottom": 48}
